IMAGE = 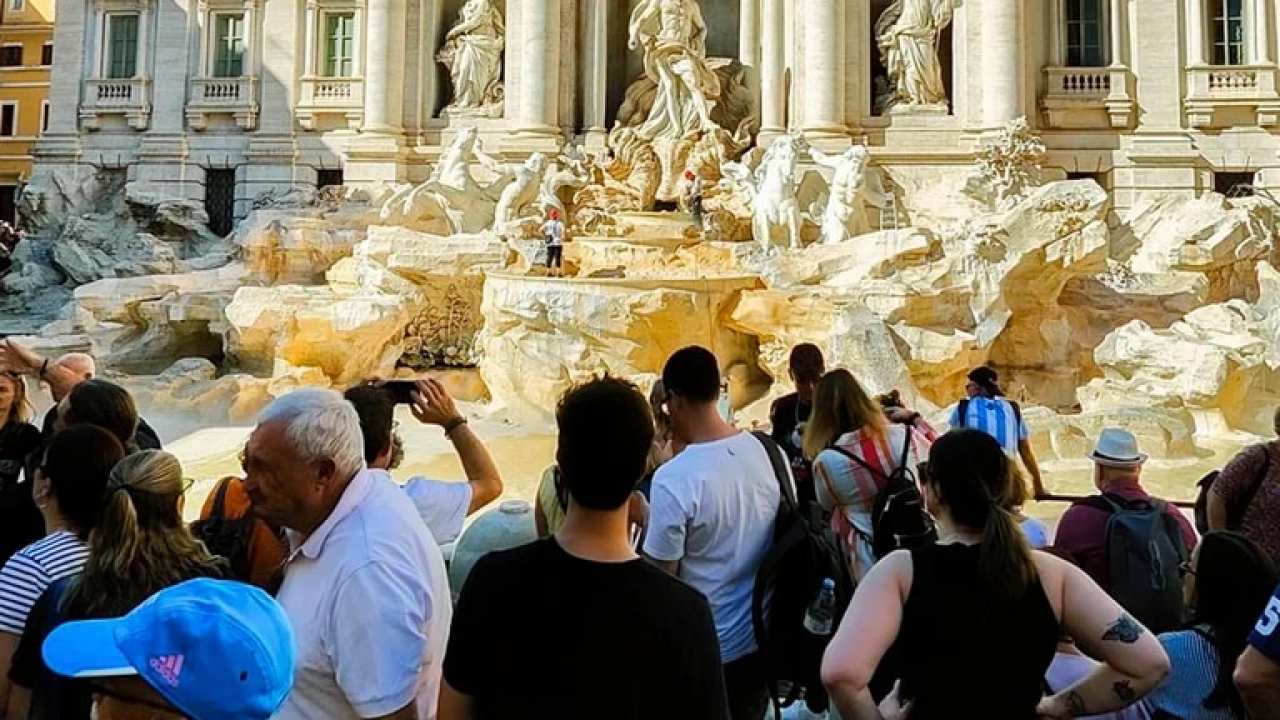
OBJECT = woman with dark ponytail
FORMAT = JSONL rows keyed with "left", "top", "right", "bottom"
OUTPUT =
{"left": 821, "top": 429, "right": 1172, "bottom": 720}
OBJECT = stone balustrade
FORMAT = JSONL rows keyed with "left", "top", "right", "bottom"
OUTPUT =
{"left": 1185, "top": 65, "right": 1280, "bottom": 128}
{"left": 296, "top": 76, "right": 365, "bottom": 130}
{"left": 185, "top": 75, "right": 259, "bottom": 131}
{"left": 79, "top": 77, "right": 151, "bottom": 130}
{"left": 1040, "top": 66, "right": 1135, "bottom": 129}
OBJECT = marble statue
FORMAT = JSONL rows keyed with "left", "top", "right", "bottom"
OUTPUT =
{"left": 484, "top": 153, "right": 548, "bottom": 231}
{"left": 436, "top": 0, "right": 506, "bottom": 116}
{"left": 875, "top": 0, "right": 956, "bottom": 109}
{"left": 968, "top": 116, "right": 1046, "bottom": 207}
{"left": 379, "top": 127, "right": 512, "bottom": 233}
{"left": 811, "top": 146, "right": 892, "bottom": 244}
{"left": 538, "top": 151, "right": 590, "bottom": 220}
{"left": 723, "top": 133, "right": 808, "bottom": 251}
{"left": 574, "top": 126, "right": 661, "bottom": 215}
{"left": 626, "top": 0, "right": 721, "bottom": 141}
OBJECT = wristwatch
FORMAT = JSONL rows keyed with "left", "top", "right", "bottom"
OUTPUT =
{"left": 443, "top": 416, "right": 468, "bottom": 435}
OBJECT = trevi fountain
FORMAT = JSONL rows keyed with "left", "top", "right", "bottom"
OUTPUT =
{"left": 4, "top": 0, "right": 1280, "bottom": 523}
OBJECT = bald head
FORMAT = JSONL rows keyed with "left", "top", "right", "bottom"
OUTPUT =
{"left": 51, "top": 353, "right": 95, "bottom": 401}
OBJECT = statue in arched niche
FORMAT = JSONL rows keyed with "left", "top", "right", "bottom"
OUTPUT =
{"left": 875, "top": 0, "right": 956, "bottom": 110}
{"left": 437, "top": 0, "right": 505, "bottom": 116}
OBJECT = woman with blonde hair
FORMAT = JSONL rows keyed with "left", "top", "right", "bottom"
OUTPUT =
{"left": 0, "top": 370, "right": 41, "bottom": 565}
{"left": 804, "top": 369, "right": 934, "bottom": 581}
{"left": 7, "top": 451, "right": 228, "bottom": 720}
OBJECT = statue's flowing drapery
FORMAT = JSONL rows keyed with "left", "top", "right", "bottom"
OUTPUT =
{"left": 438, "top": 0, "right": 505, "bottom": 110}
{"left": 628, "top": 0, "right": 721, "bottom": 140}
{"left": 876, "top": 0, "right": 954, "bottom": 107}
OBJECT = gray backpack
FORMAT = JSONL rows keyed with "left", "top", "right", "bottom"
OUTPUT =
{"left": 1079, "top": 493, "right": 1189, "bottom": 634}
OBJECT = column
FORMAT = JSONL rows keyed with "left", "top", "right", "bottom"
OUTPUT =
{"left": 800, "top": 0, "right": 844, "bottom": 135}
{"left": 982, "top": 0, "right": 1022, "bottom": 127}
{"left": 515, "top": 0, "right": 560, "bottom": 135}
{"left": 1186, "top": 0, "right": 1205, "bottom": 65}
{"left": 362, "top": 0, "right": 406, "bottom": 133}
{"left": 302, "top": 2, "right": 317, "bottom": 76}
{"left": 759, "top": 0, "right": 784, "bottom": 137}
{"left": 1253, "top": 0, "right": 1271, "bottom": 63}
{"left": 582, "top": 0, "right": 607, "bottom": 134}
{"left": 1048, "top": 0, "right": 1062, "bottom": 66}
{"left": 739, "top": 0, "right": 760, "bottom": 68}
{"left": 1109, "top": 0, "right": 1127, "bottom": 65}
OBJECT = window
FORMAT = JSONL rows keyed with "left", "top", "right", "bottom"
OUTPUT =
{"left": 211, "top": 13, "right": 245, "bottom": 77}
{"left": 8, "top": 0, "right": 21, "bottom": 12}
{"left": 1064, "top": 0, "right": 1107, "bottom": 67}
{"left": 1211, "top": 0, "right": 1246, "bottom": 66}
{"left": 106, "top": 14, "right": 139, "bottom": 79}
{"left": 39, "top": 100, "right": 49, "bottom": 132}
{"left": 316, "top": 168, "right": 344, "bottom": 189}
{"left": 1215, "top": 171, "right": 1256, "bottom": 196}
{"left": 40, "top": 42, "right": 52, "bottom": 66}
{"left": 0, "top": 46, "right": 22, "bottom": 67}
{"left": 0, "top": 104, "right": 17, "bottom": 136}
{"left": 323, "top": 12, "right": 354, "bottom": 77}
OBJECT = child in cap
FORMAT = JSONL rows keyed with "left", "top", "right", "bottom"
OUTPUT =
{"left": 43, "top": 578, "right": 296, "bottom": 720}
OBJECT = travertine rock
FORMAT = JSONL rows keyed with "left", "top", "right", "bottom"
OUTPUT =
{"left": 478, "top": 273, "right": 764, "bottom": 419}
{"left": 74, "top": 264, "right": 249, "bottom": 373}
{"left": 1026, "top": 405, "right": 1201, "bottom": 463}
{"left": 224, "top": 285, "right": 416, "bottom": 385}
{"left": 237, "top": 204, "right": 381, "bottom": 285}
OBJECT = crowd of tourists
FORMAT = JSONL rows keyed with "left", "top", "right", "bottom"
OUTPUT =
{"left": 0, "top": 334, "right": 1279, "bottom": 720}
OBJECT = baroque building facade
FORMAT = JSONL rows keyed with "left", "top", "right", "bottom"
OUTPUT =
{"left": 0, "top": 0, "right": 54, "bottom": 222}
{"left": 30, "top": 0, "right": 1280, "bottom": 230}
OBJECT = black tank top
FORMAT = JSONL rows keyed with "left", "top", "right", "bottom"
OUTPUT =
{"left": 895, "top": 543, "right": 1059, "bottom": 719}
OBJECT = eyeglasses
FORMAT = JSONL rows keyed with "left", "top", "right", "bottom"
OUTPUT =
{"left": 87, "top": 680, "right": 188, "bottom": 717}
{"left": 1179, "top": 561, "right": 1196, "bottom": 577}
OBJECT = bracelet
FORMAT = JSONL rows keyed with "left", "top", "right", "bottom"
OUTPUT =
{"left": 38, "top": 358, "right": 48, "bottom": 379}
{"left": 443, "top": 416, "right": 467, "bottom": 436}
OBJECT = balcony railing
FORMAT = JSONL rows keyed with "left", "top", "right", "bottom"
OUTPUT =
{"left": 296, "top": 76, "right": 364, "bottom": 130}
{"left": 1041, "top": 66, "right": 1135, "bottom": 129}
{"left": 80, "top": 77, "right": 151, "bottom": 130}
{"left": 186, "top": 75, "right": 259, "bottom": 130}
{"left": 1185, "top": 65, "right": 1280, "bottom": 128}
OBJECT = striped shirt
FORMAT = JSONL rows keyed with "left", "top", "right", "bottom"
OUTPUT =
{"left": 0, "top": 531, "right": 89, "bottom": 635}
{"left": 1145, "top": 628, "right": 1234, "bottom": 720}
{"left": 949, "top": 396, "right": 1028, "bottom": 455}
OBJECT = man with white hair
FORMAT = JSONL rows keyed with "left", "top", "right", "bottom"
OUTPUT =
{"left": 242, "top": 388, "right": 451, "bottom": 720}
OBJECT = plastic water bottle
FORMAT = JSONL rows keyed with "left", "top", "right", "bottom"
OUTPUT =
{"left": 803, "top": 578, "right": 836, "bottom": 636}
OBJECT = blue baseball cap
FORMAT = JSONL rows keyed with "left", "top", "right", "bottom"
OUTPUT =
{"left": 43, "top": 578, "right": 296, "bottom": 720}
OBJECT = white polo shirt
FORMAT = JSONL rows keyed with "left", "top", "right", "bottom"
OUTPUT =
{"left": 274, "top": 468, "right": 452, "bottom": 720}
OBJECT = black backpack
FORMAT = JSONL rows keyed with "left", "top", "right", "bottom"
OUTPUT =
{"left": 1194, "top": 444, "right": 1270, "bottom": 534}
{"left": 749, "top": 432, "right": 854, "bottom": 718}
{"left": 828, "top": 435, "right": 937, "bottom": 560}
{"left": 1079, "top": 493, "right": 1189, "bottom": 635}
{"left": 190, "top": 478, "right": 257, "bottom": 584}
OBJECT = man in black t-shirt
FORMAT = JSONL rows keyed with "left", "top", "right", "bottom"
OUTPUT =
{"left": 440, "top": 376, "right": 730, "bottom": 720}
{"left": 769, "top": 343, "right": 825, "bottom": 507}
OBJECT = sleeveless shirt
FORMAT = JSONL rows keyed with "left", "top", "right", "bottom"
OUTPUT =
{"left": 896, "top": 543, "right": 1059, "bottom": 719}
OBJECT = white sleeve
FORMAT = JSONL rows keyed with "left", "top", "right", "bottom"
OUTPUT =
{"left": 0, "top": 551, "right": 48, "bottom": 635}
{"left": 403, "top": 478, "right": 473, "bottom": 546}
{"left": 330, "top": 561, "right": 434, "bottom": 718}
{"left": 643, "top": 471, "right": 691, "bottom": 563}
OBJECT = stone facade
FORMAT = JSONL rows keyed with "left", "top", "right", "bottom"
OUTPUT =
{"left": 29, "top": 0, "right": 1280, "bottom": 231}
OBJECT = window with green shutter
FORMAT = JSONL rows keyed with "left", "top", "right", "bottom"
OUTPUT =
{"left": 106, "top": 14, "right": 138, "bottom": 79}
{"left": 212, "top": 14, "right": 245, "bottom": 77}
{"left": 323, "top": 13, "right": 354, "bottom": 78}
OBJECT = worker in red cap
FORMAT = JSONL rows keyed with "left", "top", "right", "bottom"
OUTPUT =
{"left": 540, "top": 208, "right": 566, "bottom": 277}
{"left": 684, "top": 169, "right": 705, "bottom": 238}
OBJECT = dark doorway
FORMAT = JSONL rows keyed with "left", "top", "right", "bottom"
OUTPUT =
{"left": 317, "top": 168, "right": 344, "bottom": 189}
{"left": 0, "top": 186, "right": 16, "bottom": 225}
{"left": 1214, "top": 171, "right": 1256, "bottom": 197}
{"left": 204, "top": 169, "right": 236, "bottom": 237}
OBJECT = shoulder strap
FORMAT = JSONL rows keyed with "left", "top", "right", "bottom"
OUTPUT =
{"left": 1079, "top": 493, "right": 1125, "bottom": 514}
{"left": 752, "top": 431, "right": 797, "bottom": 511}
{"left": 210, "top": 477, "right": 234, "bottom": 519}
{"left": 956, "top": 398, "right": 969, "bottom": 427}
{"left": 828, "top": 444, "right": 890, "bottom": 483}
{"left": 1008, "top": 399, "right": 1023, "bottom": 424}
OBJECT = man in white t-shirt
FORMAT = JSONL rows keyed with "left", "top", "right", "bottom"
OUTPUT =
{"left": 243, "top": 388, "right": 451, "bottom": 720}
{"left": 346, "top": 380, "right": 503, "bottom": 545}
{"left": 644, "top": 346, "right": 782, "bottom": 720}
{"left": 539, "top": 209, "right": 565, "bottom": 277}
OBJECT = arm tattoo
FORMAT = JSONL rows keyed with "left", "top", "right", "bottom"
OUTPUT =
{"left": 1112, "top": 680, "right": 1136, "bottom": 703}
{"left": 1065, "top": 691, "right": 1087, "bottom": 716}
{"left": 1101, "top": 614, "right": 1144, "bottom": 643}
